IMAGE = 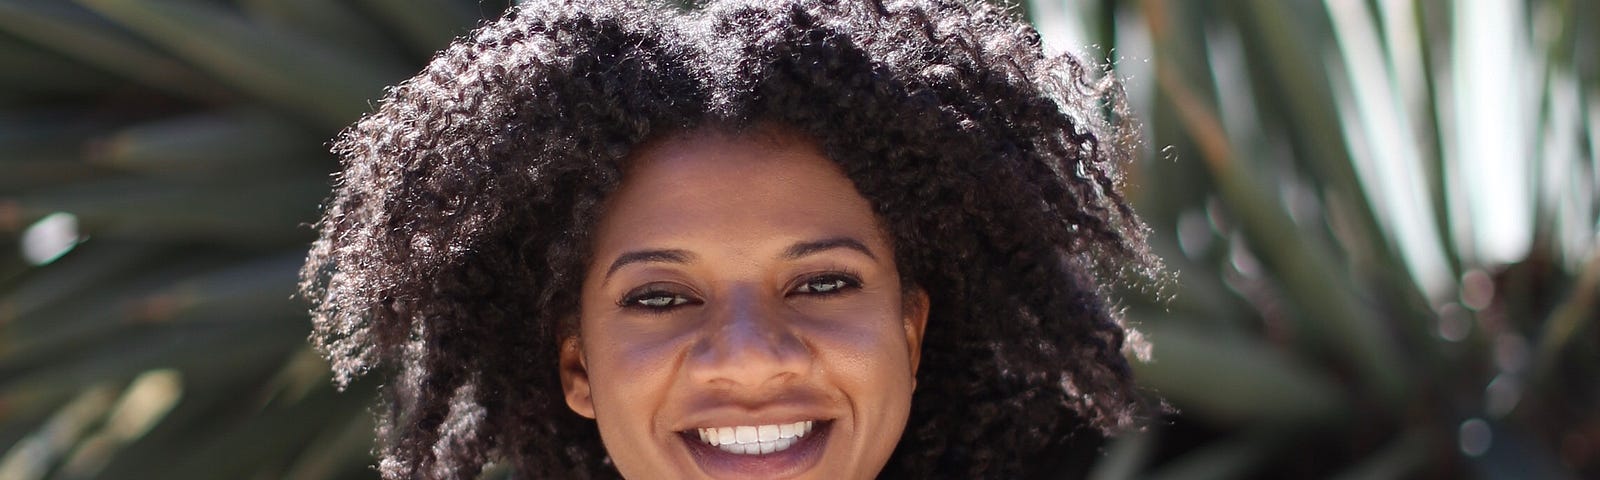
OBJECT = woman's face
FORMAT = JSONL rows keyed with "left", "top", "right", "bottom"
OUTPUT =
{"left": 560, "top": 129, "right": 928, "bottom": 479}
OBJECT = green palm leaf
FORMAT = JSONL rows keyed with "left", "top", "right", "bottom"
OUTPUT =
{"left": 0, "top": 1, "right": 505, "bottom": 479}
{"left": 1026, "top": 0, "right": 1599, "bottom": 477}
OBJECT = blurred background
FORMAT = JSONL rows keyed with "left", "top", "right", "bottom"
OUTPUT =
{"left": 0, "top": 0, "right": 1593, "bottom": 478}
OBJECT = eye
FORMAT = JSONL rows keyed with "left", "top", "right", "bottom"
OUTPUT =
{"left": 791, "top": 273, "right": 861, "bottom": 296}
{"left": 619, "top": 284, "right": 700, "bottom": 311}
{"left": 633, "top": 294, "right": 691, "bottom": 308}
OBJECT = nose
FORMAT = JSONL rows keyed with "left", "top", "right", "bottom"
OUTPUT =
{"left": 687, "top": 286, "right": 811, "bottom": 389}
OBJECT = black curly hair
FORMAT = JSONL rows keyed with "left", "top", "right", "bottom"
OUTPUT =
{"left": 300, "top": 0, "right": 1157, "bottom": 478}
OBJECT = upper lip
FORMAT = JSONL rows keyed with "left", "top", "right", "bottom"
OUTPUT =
{"left": 673, "top": 405, "right": 837, "bottom": 432}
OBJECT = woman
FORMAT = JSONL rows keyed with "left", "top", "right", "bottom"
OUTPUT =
{"left": 300, "top": 0, "right": 1158, "bottom": 478}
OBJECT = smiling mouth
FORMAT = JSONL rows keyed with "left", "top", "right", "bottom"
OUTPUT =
{"left": 679, "top": 420, "right": 832, "bottom": 478}
{"left": 693, "top": 420, "right": 815, "bottom": 455}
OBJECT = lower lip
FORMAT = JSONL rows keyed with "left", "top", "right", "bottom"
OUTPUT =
{"left": 680, "top": 421, "right": 832, "bottom": 479}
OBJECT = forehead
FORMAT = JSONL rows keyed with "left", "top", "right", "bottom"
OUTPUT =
{"left": 589, "top": 128, "right": 889, "bottom": 258}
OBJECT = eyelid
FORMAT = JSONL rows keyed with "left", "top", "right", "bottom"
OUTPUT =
{"left": 617, "top": 281, "right": 702, "bottom": 309}
{"left": 786, "top": 270, "right": 864, "bottom": 296}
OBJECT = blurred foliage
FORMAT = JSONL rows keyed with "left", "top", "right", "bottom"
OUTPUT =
{"left": 0, "top": 0, "right": 509, "bottom": 478}
{"left": 0, "top": 0, "right": 1594, "bottom": 479}
{"left": 1045, "top": 0, "right": 1600, "bottom": 478}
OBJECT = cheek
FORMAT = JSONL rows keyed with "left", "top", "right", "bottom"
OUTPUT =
{"left": 799, "top": 301, "right": 916, "bottom": 391}
{"left": 802, "top": 303, "right": 918, "bottom": 473}
{"left": 582, "top": 319, "right": 685, "bottom": 408}
{"left": 580, "top": 317, "right": 690, "bottom": 472}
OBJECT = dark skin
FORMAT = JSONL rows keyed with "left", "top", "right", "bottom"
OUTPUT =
{"left": 561, "top": 127, "right": 928, "bottom": 479}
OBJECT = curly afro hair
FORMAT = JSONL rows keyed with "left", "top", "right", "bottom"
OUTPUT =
{"left": 300, "top": 0, "right": 1158, "bottom": 478}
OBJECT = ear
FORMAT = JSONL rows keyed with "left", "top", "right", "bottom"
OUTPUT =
{"left": 558, "top": 335, "right": 596, "bottom": 419}
{"left": 902, "top": 288, "right": 930, "bottom": 387}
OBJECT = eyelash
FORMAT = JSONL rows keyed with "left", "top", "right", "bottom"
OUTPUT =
{"left": 616, "top": 271, "right": 863, "bottom": 312}
{"left": 618, "top": 284, "right": 700, "bottom": 311}
{"left": 789, "top": 271, "right": 862, "bottom": 297}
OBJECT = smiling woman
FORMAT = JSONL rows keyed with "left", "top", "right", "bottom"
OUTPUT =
{"left": 566, "top": 128, "right": 927, "bottom": 478}
{"left": 299, "top": 0, "right": 1157, "bottom": 479}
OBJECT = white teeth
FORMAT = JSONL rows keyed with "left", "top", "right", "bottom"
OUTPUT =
{"left": 693, "top": 420, "right": 816, "bottom": 455}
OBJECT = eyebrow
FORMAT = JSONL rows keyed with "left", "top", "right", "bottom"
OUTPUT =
{"left": 604, "top": 249, "right": 693, "bottom": 280}
{"left": 601, "top": 236, "right": 878, "bottom": 282}
{"left": 784, "top": 236, "right": 877, "bottom": 261}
